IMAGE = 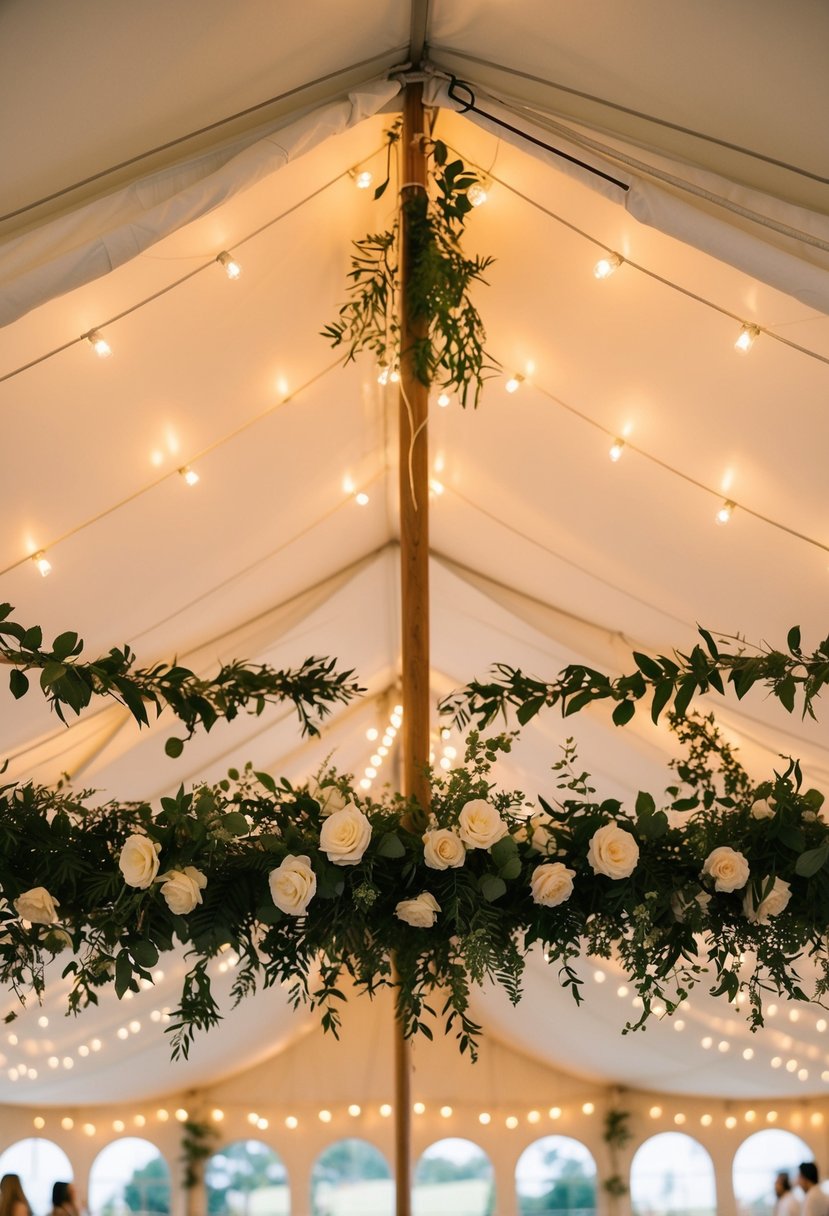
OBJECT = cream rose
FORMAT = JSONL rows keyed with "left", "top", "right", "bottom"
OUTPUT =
{"left": 269, "top": 855, "right": 316, "bottom": 916}
{"left": 319, "top": 804, "right": 372, "bottom": 866}
{"left": 702, "top": 846, "right": 750, "bottom": 892}
{"left": 743, "top": 876, "right": 791, "bottom": 924}
{"left": 310, "top": 780, "right": 349, "bottom": 817}
{"left": 119, "top": 834, "right": 162, "bottom": 889}
{"left": 458, "top": 799, "right": 508, "bottom": 850}
{"left": 395, "top": 892, "right": 440, "bottom": 927}
{"left": 750, "top": 798, "right": 775, "bottom": 820}
{"left": 423, "top": 829, "right": 466, "bottom": 870}
{"left": 158, "top": 867, "right": 207, "bottom": 915}
{"left": 530, "top": 863, "right": 575, "bottom": 908}
{"left": 14, "top": 887, "right": 59, "bottom": 924}
{"left": 587, "top": 823, "right": 639, "bottom": 879}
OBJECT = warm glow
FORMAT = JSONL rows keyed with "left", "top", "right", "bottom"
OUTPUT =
{"left": 725, "top": 1116, "right": 737, "bottom": 1129}
{"left": 179, "top": 465, "right": 200, "bottom": 487}
{"left": 211, "top": 1109, "right": 224, "bottom": 1122}
{"left": 37, "top": 1016, "right": 48, "bottom": 1028}
{"left": 348, "top": 1104, "right": 361, "bottom": 1117}
{"left": 609, "top": 438, "right": 625, "bottom": 462}
{"left": 175, "top": 1108, "right": 188, "bottom": 1122}
{"left": 33, "top": 1117, "right": 45, "bottom": 1130}
{"left": 527, "top": 1110, "right": 541, "bottom": 1124}
{"left": 366, "top": 728, "right": 379, "bottom": 741}
{"left": 478, "top": 1112, "right": 491, "bottom": 1125}
{"left": 355, "top": 170, "right": 374, "bottom": 190}
{"left": 134, "top": 1116, "right": 146, "bottom": 1128}
{"left": 582, "top": 1103, "right": 594, "bottom": 1115}
{"left": 467, "top": 182, "right": 488, "bottom": 207}
{"left": 355, "top": 492, "right": 370, "bottom": 506}
{"left": 257, "top": 1118, "right": 269, "bottom": 1130}
{"left": 413, "top": 1102, "right": 426, "bottom": 1115}
{"left": 506, "top": 1116, "right": 519, "bottom": 1129}
{"left": 649, "top": 1106, "right": 662, "bottom": 1119}
{"left": 745, "top": 1110, "right": 756, "bottom": 1123}
{"left": 379, "top": 1104, "right": 392, "bottom": 1118}
{"left": 674, "top": 1113, "right": 686, "bottom": 1126}
{"left": 701, "top": 1114, "right": 713, "bottom": 1127}
{"left": 716, "top": 499, "right": 735, "bottom": 525}
{"left": 61, "top": 1118, "right": 73, "bottom": 1131}
{"left": 767, "top": 1111, "right": 778, "bottom": 1123}
{"left": 319, "top": 1109, "right": 332, "bottom": 1123}
{"left": 377, "top": 366, "right": 390, "bottom": 386}
{"left": 285, "top": 1116, "right": 298, "bottom": 1129}
{"left": 548, "top": 1107, "right": 561, "bottom": 1120}
{"left": 440, "top": 1106, "right": 453, "bottom": 1118}
{"left": 87, "top": 329, "right": 112, "bottom": 358}
{"left": 437, "top": 392, "right": 450, "bottom": 407}
{"left": 217, "top": 251, "right": 242, "bottom": 280}
{"left": 701, "top": 1036, "right": 713, "bottom": 1049}
{"left": 157, "top": 1109, "right": 169, "bottom": 1122}
{"left": 735, "top": 323, "right": 759, "bottom": 353}
{"left": 505, "top": 373, "right": 524, "bottom": 393}
{"left": 593, "top": 253, "right": 622, "bottom": 280}
{"left": 32, "top": 550, "right": 52, "bottom": 577}
{"left": 113, "top": 1120, "right": 125, "bottom": 1133}
{"left": 83, "top": 1123, "right": 96, "bottom": 1137}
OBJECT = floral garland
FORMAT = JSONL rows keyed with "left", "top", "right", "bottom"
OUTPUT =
{"left": 2, "top": 678, "right": 829, "bottom": 1059}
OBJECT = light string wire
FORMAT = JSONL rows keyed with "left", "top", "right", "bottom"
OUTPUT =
{"left": 0, "top": 355, "right": 350, "bottom": 578}
{"left": 0, "top": 145, "right": 388, "bottom": 388}
{"left": 444, "top": 143, "right": 829, "bottom": 369}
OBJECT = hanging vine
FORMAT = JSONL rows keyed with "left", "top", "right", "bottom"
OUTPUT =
{"left": 323, "top": 128, "right": 498, "bottom": 407}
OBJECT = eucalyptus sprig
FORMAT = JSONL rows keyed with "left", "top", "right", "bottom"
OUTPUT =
{"left": 0, "top": 603, "right": 362, "bottom": 751}
{"left": 441, "top": 623, "right": 829, "bottom": 730}
{"left": 323, "top": 136, "right": 498, "bottom": 407}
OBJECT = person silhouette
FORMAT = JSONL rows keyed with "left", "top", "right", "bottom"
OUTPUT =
{"left": 775, "top": 1171, "right": 801, "bottom": 1216}
{"left": 0, "top": 1175, "right": 31, "bottom": 1216}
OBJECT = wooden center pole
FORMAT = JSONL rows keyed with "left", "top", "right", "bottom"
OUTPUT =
{"left": 395, "top": 81, "right": 431, "bottom": 1216}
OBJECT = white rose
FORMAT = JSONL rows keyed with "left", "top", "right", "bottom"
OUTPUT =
{"left": 587, "top": 823, "right": 639, "bottom": 879}
{"left": 530, "top": 863, "right": 575, "bottom": 908}
{"left": 458, "top": 799, "right": 508, "bottom": 849}
{"left": 269, "top": 855, "right": 317, "bottom": 916}
{"left": 743, "top": 876, "right": 792, "bottom": 924}
{"left": 14, "top": 887, "right": 59, "bottom": 925}
{"left": 702, "top": 846, "right": 750, "bottom": 893}
{"left": 158, "top": 867, "right": 207, "bottom": 915}
{"left": 310, "top": 780, "right": 349, "bottom": 817}
{"left": 395, "top": 892, "right": 440, "bottom": 927}
{"left": 423, "top": 829, "right": 466, "bottom": 870}
{"left": 119, "top": 834, "right": 162, "bottom": 889}
{"left": 319, "top": 804, "right": 372, "bottom": 866}
{"left": 750, "top": 798, "right": 775, "bottom": 820}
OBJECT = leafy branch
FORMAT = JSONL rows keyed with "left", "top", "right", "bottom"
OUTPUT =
{"left": 323, "top": 135, "right": 498, "bottom": 407}
{"left": 0, "top": 603, "right": 362, "bottom": 752}
{"left": 441, "top": 624, "right": 829, "bottom": 730}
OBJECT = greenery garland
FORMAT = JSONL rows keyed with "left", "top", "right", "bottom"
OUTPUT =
{"left": 323, "top": 132, "right": 498, "bottom": 407}
{"left": 0, "top": 603, "right": 362, "bottom": 753}
{"left": 2, "top": 620, "right": 829, "bottom": 1062}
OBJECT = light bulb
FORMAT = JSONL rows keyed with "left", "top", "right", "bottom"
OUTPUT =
{"left": 437, "top": 392, "right": 450, "bottom": 407}
{"left": 718, "top": 1040, "right": 730, "bottom": 1053}
{"left": 359, "top": 779, "right": 371, "bottom": 790}
{"left": 393, "top": 703, "right": 403, "bottom": 715}
{"left": 735, "top": 323, "right": 759, "bottom": 353}
{"left": 318, "top": 1109, "right": 332, "bottom": 1123}
{"left": 87, "top": 329, "right": 112, "bottom": 358}
{"left": 365, "top": 767, "right": 377, "bottom": 779}
{"left": 413, "top": 1102, "right": 425, "bottom": 1115}
{"left": 257, "top": 1117, "right": 269, "bottom": 1130}
{"left": 701, "top": 1113, "right": 712, "bottom": 1127}
{"left": 593, "top": 253, "right": 622, "bottom": 280}
{"left": 156, "top": 1109, "right": 169, "bottom": 1122}
{"left": 83, "top": 1123, "right": 96, "bottom": 1137}
{"left": 48, "top": 1057, "right": 59, "bottom": 1069}
{"left": 582, "top": 1103, "right": 595, "bottom": 1115}
{"left": 527, "top": 1110, "right": 541, "bottom": 1124}
{"left": 90, "top": 1038, "right": 102, "bottom": 1051}
{"left": 179, "top": 466, "right": 200, "bottom": 487}
{"left": 429, "top": 479, "right": 445, "bottom": 496}
{"left": 467, "top": 182, "right": 488, "bottom": 207}
{"left": 217, "top": 251, "right": 242, "bottom": 280}
{"left": 609, "top": 438, "right": 625, "bottom": 462}
{"left": 379, "top": 1104, "right": 392, "bottom": 1118}
{"left": 370, "top": 754, "right": 382, "bottom": 767}
{"left": 377, "top": 366, "right": 390, "bottom": 386}
{"left": 37, "top": 1016, "right": 48, "bottom": 1028}
{"left": 506, "top": 1115, "right": 519, "bottom": 1129}
{"left": 134, "top": 1115, "right": 146, "bottom": 1128}
{"left": 32, "top": 550, "right": 51, "bottom": 577}
{"left": 742, "top": 1048, "right": 754, "bottom": 1061}
{"left": 33, "top": 1117, "right": 45, "bottom": 1130}
{"left": 390, "top": 712, "right": 402, "bottom": 728}
{"left": 78, "top": 1045, "right": 89, "bottom": 1057}
{"left": 549, "top": 1107, "right": 561, "bottom": 1120}
{"left": 61, "top": 1118, "right": 73, "bottom": 1131}
{"left": 725, "top": 1116, "right": 737, "bottom": 1129}
{"left": 113, "top": 1120, "right": 125, "bottom": 1133}
{"left": 285, "top": 1116, "right": 298, "bottom": 1129}
{"left": 649, "top": 1106, "right": 662, "bottom": 1119}
{"left": 348, "top": 1104, "right": 361, "bottom": 1117}
{"left": 366, "top": 728, "right": 379, "bottom": 741}
{"left": 767, "top": 1110, "right": 778, "bottom": 1123}
{"left": 129, "top": 1020, "right": 141, "bottom": 1034}
{"left": 478, "top": 1112, "right": 491, "bottom": 1125}
{"left": 211, "top": 1109, "right": 224, "bottom": 1122}
{"left": 505, "top": 373, "right": 524, "bottom": 394}
{"left": 355, "top": 491, "right": 370, "bottom": 506}
{"left": 716, "top": 499, "right": 735, "bottom": 525}
{"left": 440, "top": 1106, "right": 453, "bottom": 1118}
{"left": 355, "top": 170, "right": 373, "bottom": 190}
{"left": 701, "top": 1037, "right": 713, "bottom": 1049}
{"left": 674, "top": 1113, "right": 686, "bottom": 1126}
{"left": 389, "top": 369, "right": 400, "bottom": 383}
{"left": 175, "top": 1108, "right": 188, "bottom": 1122}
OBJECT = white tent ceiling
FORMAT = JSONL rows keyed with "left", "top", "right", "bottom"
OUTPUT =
{"left": 1, "top": 0, "right": 828, "bottom": 1107}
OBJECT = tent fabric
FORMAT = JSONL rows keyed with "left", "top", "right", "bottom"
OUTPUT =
{"left": 2, "top": 0, "right": 829, "bottom": 1107}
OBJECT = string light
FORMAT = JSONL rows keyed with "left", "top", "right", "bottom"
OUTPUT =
{"left": 83, "top": 1123, "right": 96, "bottom": 1137}
{"left": 593, "top": 253, "right": 622, "bottom": 280}
{"left": 257, "top": 1118, "right": 269, "bottom": 1130}
{"left": 113, "top": 1120, "right": 125, "bottom": 1133}
{"left": 440, "top": 1106, "right": 453, "bottom": 1118}
{"left": 179, "top": 466, "right": 200, "bottom": 487}
{"left": 527, "top": 1110, "right": 541, "bottom": 1124}
{"left": 348, "top": 1104, "right": 361, "bottom": 1117}
{"left": 216, "top": 251, "right": 242, "bottom": 280}
{"left": 725, "top": 1116, "right": 737, "bottom": 1129}
{"left": 478, "top": 1112, "right": 491, "bottom": 1125}
{"left": 582, "top": 1103, "right": 595, "bottom": 1115}
{"left": 33, "top": 1117, "right": 45, "bottom": 1130}
{"left": 608, "top": 438, "right": 625, "bottom": 462}
{"left": 716, "top": 499, "right": 735, "bottom": 525}
{"left": 467, "top": 181, "right": 488, "bottom": 207}
{"left": 366, "top": 728, "right": 379, "bottom": 741}
{"left": 437, "top": 392, "right": 450, "bottom": 407}
{"left": 156, "top": 1109, "right": 169, "bottom": 1122}
{"left": 505, "top": 373, "right": 525, "bottom": 393}
{"left": 355, "top": 491, "right": 370, "bottom": 506}
{"left": 318, "top": 1109, "right": 332, "bottom": 1123}
{"left": 413, "top": 1102, "right": 426, "bottom": 1115}
{"left": 735, "top": 323, "right": 759, "bottom": 354}
{"left": 505, "top": 1115, "right": 519, "bottom": 1129}
{"left": 742, "top": 1048, "right": 754, "bottom": 1061}
{"left": 649, "top": 1106, "right": 662, "bottom": 1119}
{"left": 354, "top": 170, "right": 374, "bottom": 190}
{"left": 700, "top": 1114, "right": 713, "bottom": 1127}
{"left": 32, "top": 550, "right": 51, "bottom": 577}
{"left": 61, "top": 1118, "right": 73, "bottom": 1130}
{"left": 674, "top": 1113, "right": 686, "bottom": 1126}
{"left": 285, "top": 1116, "right": 298, "bottom": 1129}
{"left": 377, "top": 366, "right": 390, "bottom": 386}
{"left": 175, "top": 1108, "right": 188, "bottom": 1122}
{"left": 548, "top": 1107, "right": 561, "bottom": 1120}
{"left": 379, "top": 1104, "right": 392, "bottom": 1118}
{"left": 767, "top": 1111, "right": 778, "bottom": 1123}
{"left": 134, "top": 1115, "right": 146, "bottom": 1128}
{"left": 86, "top": 329, "right": 112, "bottom": 358}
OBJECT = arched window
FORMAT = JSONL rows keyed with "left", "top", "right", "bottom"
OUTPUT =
{"left": 310, "top": 1139, "right": 392, "bottom": 1216}
{"left": 515, "top": 1135, "right": 597, "bottom": 1214}
{"left": 88, "top": 1138, "right": 171, "bottom": 1216}
{"left": 205, "top": 1139, "right": 290, "bottom": 1216}
{"left": 0, "top": 1137, "right": 73, "bottom": 1216}
{"left": 630, "top": 1132, "right": 716, "bottom": 1216}
{"left": 733, "top": 1129, "right": 814, "bottom": 1216}
{"left": 414, "top": 1138, "right": 494, "bottom": 1214}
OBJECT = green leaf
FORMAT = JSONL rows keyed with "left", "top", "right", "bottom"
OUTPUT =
{"left": 499, "top": 856, "right": 522, "bottom": 881}
{"left": 377, "top": 832, "right": 405, "bottom": 859}
{"left": 697, "top": 626, "right": 719, "bottom": 659}
{"left": 22, "top": 626, "right": 42, "bottom": 650}
{"left": 9, "top": 670, "right": 28, "bottom": 699}
{"left": 612, "top": 700, "right": 635, "bottom": 726}
{"left": 490, "top": 836, "right": 518, "bottom": 868}
{"left": 40, "top": 661, "right": 67, "bottom": 688}
{"left": 804, "top": 788, "right": 825, "bottom": 810}
{"left": 255, "top": 771, "right": 277, "bottom": 794}
{"left": 796, "top": 842, "right": 829, "bottom": 878}
{"left": 517, "top": 695, "right": 547, "bottom": 725}
{"left": 777, "top": 675, "right": 796, "bottom": 713}
{"left": 787, "top": 626, "right": 802, "bottom": 653}
{"left": 222, "top": 812, "right": 250, "bottom": 837}
{"left": 165, "top": 737, "right": 185, "bottom": 758}
{"left": 51, "top": 631, "right": 79, "bottom": 661}
{"left": 635, "top": 791, "right": 656, "bottom": 818}
{"left": 114, "top": 951, "right": 133, "bottom": 999}
{"left": 633, "top": 652, "right": 663, "bottom": 681}
{"left": 132, "top": 940, "right": 159, "bottom": 968}
{"left": 257, "top": 904, "right": 284, "bottom": 926}
{"left": 650, "top": 680, "right": 674, "bottom": 724}
{"left": 479, "top": 874, "right": 507, "bottom": 903}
